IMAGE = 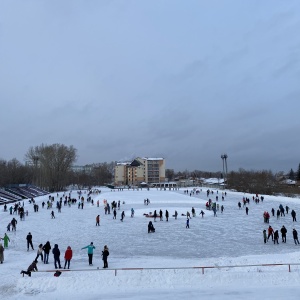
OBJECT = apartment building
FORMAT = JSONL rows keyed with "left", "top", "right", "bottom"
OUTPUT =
{"left": 114, "top": 157, "right": 165, "bottom": 186}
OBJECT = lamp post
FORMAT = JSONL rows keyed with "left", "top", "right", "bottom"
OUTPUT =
{"left": 221, "top": 154, "right": 228, "bottom": 187}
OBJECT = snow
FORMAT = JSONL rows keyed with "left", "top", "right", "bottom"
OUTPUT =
{"left": 1, "top": 187, "right": 300, "bottom": 299}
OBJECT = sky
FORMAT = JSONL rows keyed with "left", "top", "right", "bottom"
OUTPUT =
{"left": 1, "top": 186, "right": 300, "bottom": 299}
{"left": 1, "top": 0, "right": 300, "bottom": 173}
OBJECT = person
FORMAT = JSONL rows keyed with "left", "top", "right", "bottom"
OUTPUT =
{"left": 292, "top": 229, "right": 300, "bottom": 245}
{"left": 165, "top": 210, "right": 169, "bottom": 222}
{"left": 11, "top": 218, "right": 17, "bottom": 231}
{"left": 120, "top": 211, "right": 125, "bottom": 222}
{"left": 113, "top": 209, "right": 117, "bottom": 219}
{"left": 174, "top": 210, "right": 178, "bottom": 220}
{"left": 102, "top": 245, "right": 109, "bottom": 268}
{"left": 271, "top": 208, "right": 275, "bottom": 217}
{"left": 131, "top": 208, "right": 134, "bottom": 217}
{"left": 26, "top": 232, "right": 34, "bottom": 251}
{"left": 200, "top": 210, "right": 205, "bottom": 217}
{"left": 159, "top": 210, "right": 163, "bottom": 221}
{"left": 267, "top": 226, "right": 274, "bottom": 241}
{"left": 148, "top": 221, "right": 155, "bottom": 233}
{"left": 20, "top": 260, "right": 38, "bottom": 277}
{"left": 274, "top": 230, "right": 279, "bottom": 244}
{"left": 35, "top": 244, "right": 44, "bottom": 262}
{"left": 191, "top": 207, "right": 195, "bottom": 217}
{"left": 64, "top": 246, "right": 73, "bottom": 269}
{"left": 291, "top": 210, "right": 297, "bottom": 222}
{"left": 81, "top": 242, "right": 95, "bottom": 266}
{"left": 42, "top": 241, "right": 51, "bottom": 264}
{"left": 0, "top": 242, "right": 4, "bottom": 264}
{"left": 7, "top": 223, "right": 11, "bottom": 232}
{"left": 52, "top": 244, "right": 62, "bottom": 269}
{"left": 286, "top": 206, "right": 289, "bottom": 214}
{"left": 2, "top": 233, "right": 10, "bottom": 248}
{"left": 51, "top": 211, "right": 55, "bottom": 219}
{"left": 263, "top": 229, "right": 267, "bottom": 244}
{"left": 153, "top": 210, "right": 157, "bottom": 222}
{"left": 238, "top": 202, "right": 241, "bottom": 209}
{"left": 96, "top": 215, "right": 100, "bottom": 226}
{"left": 281, "top": 226, "right": 287, "bottom": 243}
{"left": 186, "top": 218, "right": 190, "bottom": 229}
{"left": 245, "top": 207, "right": 249, "bottom": 215}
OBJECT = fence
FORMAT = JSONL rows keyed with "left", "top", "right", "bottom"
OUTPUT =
{"left": 40, "top": 263, "right": 300, "bottom": 276}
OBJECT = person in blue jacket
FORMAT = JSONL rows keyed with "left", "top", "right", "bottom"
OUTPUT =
{"left": 81, "top": 242, "right": 95, "bottom": 266}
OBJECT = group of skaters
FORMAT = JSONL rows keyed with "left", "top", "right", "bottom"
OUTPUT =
{"left": 20, "top": 240, "right": 109, "bottom": 277}
{"left": 264, "top": 225, "right": 300, "bottom": 245}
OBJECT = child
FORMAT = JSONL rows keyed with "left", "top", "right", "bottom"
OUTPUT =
{"left": 263, "top": 229, "right": 267, "bottom": 244}
{"left": 186, "top": 218, "right": 190, "bottom": 229}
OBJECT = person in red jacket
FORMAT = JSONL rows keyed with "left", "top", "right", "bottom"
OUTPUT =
{"left": 64, "top": 246, "right": 73, "bottom": 269}
{"left": 267, "top": 226, "right": 274, "bottom": 241}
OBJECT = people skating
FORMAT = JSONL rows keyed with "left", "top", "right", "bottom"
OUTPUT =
{"left": 186, "top": 218, "right": 190, "bottom": 229}
{"left": 2, "top": 233, "right": 10, "bottom": 248}
{"left": 280, "top": 226, "right": 287, "bottom": 243}
{"left": 159, "top": 210, "right": 163, "bottom": 221}
{"left": 174, "top": 210, "right": 178, "bottom": 220}
{"left": 113, "top": 209, "right": 117, "bottom": 219}
{"left": 245, "top": 207, "right": 249, "bottom": 215}
{"left": 96, "top": 215, "right": 100, "bottom": 226}
{"left": 0, "top": 242, "right": 4, "bottom": 264}
{"left": 200, "top": 210, "right": 205, "bottom": 217}
{"left": 42, "top": 241, "right": 51, "bottom": 264}
{"left": 221, "top": 206, "right": 224, "bottom": 213}
{"left": 11, "top": 218, "right": 17, "bottom": 231}
{"left": 120, "top": 211, "right": 125, "bottom": 222}
{"left": 238, "top": 202, "right": 241, "bottom": 209}
{"left": 52, "top": 244, "right": 62, "bottom": 269}
{"left": 7, "top": 223, "right": 11, "bottom": 232}
{"left": 271, "top": 208, "right": 275, "bottom": 217}
{"left": 292, "top": 229, "right": 300, "bottom": 245}
{"left": 276, "top": 209, "right": 280, "bottom": 219}
{"left": 81, "top": 242, "right": 95, "bottom": 266}
{"left": 191, "top": 207, "right": 195, "bottom": 217}
{"left": 35, "top": 244, "right": 44, "bottom": 262}
{"left": 102, "top": 245, "right": 109, "bottom": 268}
{"left": 291, "top": 210, "right": 297, "bottom": 222}
{"left": 26, "top": 232, "right": 34, "bottom": 251}
{"left": 286, "top": 206, "right": 289, "bottom": 214}
{"left": 267, "top": 226, "right": 274, "bottom": 241}
{"left": 51, "top": 211, "right": 55, "bottom": 219}
{"left": 148, "top": 221, "right": 155, "bottom": 233}
{"left": 153, "top": 210, "right": 157, "bottom": 222}
{"left": 20, "top": 260, "right": 38, "bottom": 277}
{"left": 274, "top": 230, "right": 279, "bottom": 244}
{"left": 131, "top": 208, "right": 134, "bottom": 217}
{"left": 263, "top": 229, "right": 267, "bottom": 244}
{"left": 64, "top": 246, "right": 73, "bottom": 269}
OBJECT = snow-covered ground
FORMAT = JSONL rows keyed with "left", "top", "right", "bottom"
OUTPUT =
{"left": 1, "top": 187, "right": 300, "bottom": 299}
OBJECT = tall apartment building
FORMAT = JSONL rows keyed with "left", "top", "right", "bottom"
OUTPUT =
{"left": 114, "top": 157, "right": 165, "bottom": 186}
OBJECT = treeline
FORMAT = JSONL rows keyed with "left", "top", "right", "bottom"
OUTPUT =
{"left": 0, "top": 143, "right": 113, "bottom": 192}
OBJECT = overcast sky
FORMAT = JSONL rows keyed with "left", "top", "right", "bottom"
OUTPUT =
{"left": 1, "top": 0, "right": 300, "bottom": 173}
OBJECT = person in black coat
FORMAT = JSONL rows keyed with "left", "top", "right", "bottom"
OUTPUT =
{"left": 26, "top": 232, "right": 34, "bottom": 251}
{"left": 42, "top": 241, "right": 51, "bottom": 264}
{"left": 21, "top": 260, "right": 38, "bottom": 277}
{"left": 291, "top": 210, "right": 297, "bottom": 222}
{"left": 52, "top": 244, "right": 62, "bottom": 269}
{"left": 102, "top": 245, "right": 109, "bottom": 268}
{"left": 293, "top": 229, "right": 300, "bottom": 245}
{"left": 280, "top": 226, "right": 287, "bottom": 243}
{"left": 148, "top": 221, "right": 155, "bottom": 233}
{"left": 274, "top": 230, "right": 279, "bottom": 244}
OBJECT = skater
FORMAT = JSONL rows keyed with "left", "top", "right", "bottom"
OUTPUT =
{"left": 96, "top": 215, "right": 100, "bottom": 226}
{"left": 165, "top": 210, "right": 169, "bottom": 222}
{"left": 191, "top": 207, "right": 196, "bottom": 217}
{"left": 148, "top": 221, "right": 155, "bottom": 233}
{"left": 263, "top": 229, "right": 267, "bottom": 244}
{"left": 7, "top": 223, "right": 11, "bottom": 232}
{"left": 11, "top": 218, "right": 17, "bottom": 231}
{"left": 174, "top": 210, "right": 178, "bottom": 220}
{"left": 292, "top": 229, "right": 300, "bottom": 245}
{"left": 81, "top": 242, "right": 95, "bottom": 266}
{"left": 0, "top": 242, "right": 4, "bottom": 263}
{"left": 159, "top": 210, "right": 163, "bottom": 221}
{"left": 271, "top": 208, "right": 275, "bottom": 217}
{"left": 286, "top": 206, "right": 289, "bottom": 214}
{"left": 274, "top": 230, "right": 279, "bottom": 244}
{"left": 238, "top": 202, "right": 241, "bottom": 209}
{"left": 64, "top": 246, "right": 73, "bottom": 269}
{"left": 131, "top": 208, "right": 134, "bottom": 217}
{"left": 200, "top": 210, "right": 205, "bottom": 217}
{"left": 20, "top": 260, "right": 38, "bottom": 277}
{"left": 35, "top": 244, "right": 44, "bottom": 262}
{"left": 2, "top": 233, "right": 10, "bottom": 248}
{"left": 52, "top": 244, "right": 62, "bottom": 269}
{"left": 26, "top": 232, "right": 34, "bottom": 251}
{"left": 245, "top": 207, "right": 249, "bottom": 215}
{"left": 221, "top": 205, "right": 224, "bottom": 213}
{"left": 102, "top": 245, "right": 109, "bottom": 268}
{"left": 113, "top": 209, "right": 117, "bottom": 219}
{"left": 186, "top": 218, "right": 190, "bottom": 229}
{"left": 42, "top": 241, "right": 51, "bottom": 264}
{"left": 51, "top": 211, "right": 55, "bottom": 219}
{"left": 281, "top": 226, "right": 287, "bottom": 243}
{"left": 267, "top": 226, "right": 274, "bottom": 241}
{"left": 120, "top": 211, "right": 125, "bottom": 222}
{"left": 291, "top": 210, "right": 297, "bottom": 222}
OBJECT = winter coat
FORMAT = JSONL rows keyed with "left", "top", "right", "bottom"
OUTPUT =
{"left": 43, "top": 242, "right": 51, "bottom": 254}
{"left": 52, "top": 244, "right": 60, "bottom": 259}
{"left": 274, "top": 231, "right": 279, "bottom": 239}
{"left": 293, "top": 229, "right": 298, "bottom": 239}
{"left": 26, "top": 234, "right": 33, "bottom": 242}
{"left": 0, "top": 244, "right": 4, "bottom": 262}
{"left": 281, "top": 227, "right": 287, "bottom": 236}
{"left": 37, "top": 245, "right": 43, "bottom": 255}
{"left": 82, "top": 244, "right": 95, "bottom": 254}
{"left": 64, "top": 247, "right": 73, "bottom": 260}
{"left": 27, "top": 261, "right": 38, "bottom": 272}
{"left": 102, "top": 248, "right": 109, "bottom": 260}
